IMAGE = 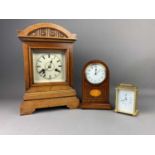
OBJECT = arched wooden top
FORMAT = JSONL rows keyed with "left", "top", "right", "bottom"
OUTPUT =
{"left": 83, "top": 59, "right": 110, "bottom": 74}
{"left": 18, "top": 23, "right": 77, "bottom": 42}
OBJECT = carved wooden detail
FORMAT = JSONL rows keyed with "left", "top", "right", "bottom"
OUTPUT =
{"left": 17, "top": 23, "right": 76, "bottom": 42}
{"left": 17, "top": 23, "right": 79, "bottom": 115}
{"left": 28, "top": 28, "right": 67, "bottom": 38}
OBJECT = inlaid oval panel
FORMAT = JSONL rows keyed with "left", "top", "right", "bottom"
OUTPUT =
{"left": 89, "top": 89, "right": 101, "bottom": 97}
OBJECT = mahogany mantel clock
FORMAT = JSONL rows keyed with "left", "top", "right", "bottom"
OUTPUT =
{"left": 81, "top": 60, "right": 112, "bottom": 109}
{"left": 18, "top": 23, "right": 79, "bottom": 115}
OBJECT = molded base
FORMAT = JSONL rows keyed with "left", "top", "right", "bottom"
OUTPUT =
{"left": 20, "top": 96, "right": 79, "bottom": 115}
{"left": 80, "top": 102, "right": 112, "bottom": 110}
{"left": 114, "top": 109, "right": 139, "bottom": 116}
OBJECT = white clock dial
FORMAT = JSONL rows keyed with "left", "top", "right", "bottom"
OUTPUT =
{"left": 118, "top": 90, "right": 135, "bottom": 113}
{"left": 36, "top": 54, "right": 62, "bottom": 80}
{"left": 32, "top": 49, "right": 66, "bottom": 83}
{"left": 85, "top": 63, "right": 106, "bottom": 84}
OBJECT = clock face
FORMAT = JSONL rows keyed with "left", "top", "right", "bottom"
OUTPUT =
{"left": 32, "top": 49, "right": 66, "bottom": 83}
{"left": 118, "top": 90, "right": 135, "bottom": 113}
{"left": 85, "top": 63, "right": 106, "bottom": 84}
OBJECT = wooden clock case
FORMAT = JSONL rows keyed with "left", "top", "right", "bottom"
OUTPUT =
{"left": 18, "top": 23, "right": 79, "bottom": 115}
{"left": 81, "top": 60, "right": 112, "bottom": 110}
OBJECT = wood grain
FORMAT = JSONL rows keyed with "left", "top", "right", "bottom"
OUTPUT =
{"left": 81, "top": 60, "right": 112, "bottom": 110}
{"left": 18, "top": 23, "right": 79, "bottom": 115}
{"left": 24, "top": 87, "right": 76, "bottom": 100}
{"left": 20, "top": 96, "right": 79, "bottom": 115}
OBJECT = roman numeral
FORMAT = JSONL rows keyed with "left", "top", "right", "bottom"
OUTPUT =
{"left": 58, "top": 65, "right": 62, "bottom": 67}
{"left": 38, "top": 69, "right": 46, "bottom": 78}
{"left": 42, "top": 56, "right": 45, "bottom": 59}
{"left": 39, "top": 69, "right": 45, "bottom": 74}
{"left": 55, "top": 68, "right": 60, "bottom": 73}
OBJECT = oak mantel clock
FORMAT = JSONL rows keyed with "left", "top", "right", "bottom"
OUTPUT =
{"left": 81, "top": 60, "right": 112, "bottom": 109}
{"left": 18, "top": 23, "right": 79, "bottom": 115}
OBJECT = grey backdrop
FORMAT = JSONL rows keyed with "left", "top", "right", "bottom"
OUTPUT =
{"left": 0, "top": 19, "right": 155, "bottom": 100}
{"left": 0, "top": 20, "right": 155, "bottom": 134}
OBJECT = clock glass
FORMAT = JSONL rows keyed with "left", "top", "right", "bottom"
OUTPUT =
{"left": 85, "top": 63, "right": 106, "bottom": 84}
{"left": 118, "top": 90, "right": 135, "bottom": 114}
{"left": 32, "top": 49, "right": 66, "bottom": 83}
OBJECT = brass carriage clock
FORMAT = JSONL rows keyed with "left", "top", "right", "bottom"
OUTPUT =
{"left": 115, "top": 83, "right": 139, "bottom": 116}
{"left": 18, "top": 23, "right": 79, "bottom": 115}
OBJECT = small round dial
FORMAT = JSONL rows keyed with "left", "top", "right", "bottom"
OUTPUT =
{"left": 85, "top": 63, "right": 106, "bottom": 84}
{"left": 36, "top": 54, "right": 62, "bottom": 80}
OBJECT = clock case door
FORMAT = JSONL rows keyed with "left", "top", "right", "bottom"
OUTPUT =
{"left": 24, "top": 42, "right": 72, "bottom": 89}
{"left": 18, "top": 23, "right": 79, "bottom": 115}
{"left": 81, "top": 60, "right": 112, "bottom": 109}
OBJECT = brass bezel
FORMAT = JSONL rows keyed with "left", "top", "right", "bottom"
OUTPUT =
{"left": 114, "top": 83, "right": 139, "bottom": 116}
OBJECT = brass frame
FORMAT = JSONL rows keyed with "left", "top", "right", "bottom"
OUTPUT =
{"left": 114, "top": 83, "right": 139, "bottom": 116}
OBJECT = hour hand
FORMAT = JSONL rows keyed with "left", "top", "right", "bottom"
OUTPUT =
{"left": 95, "top": 68, "right": 97, "bottom": 75}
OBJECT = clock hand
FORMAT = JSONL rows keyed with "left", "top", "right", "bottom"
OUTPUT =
{"left": 124, "top": 94, "right": 128, "bottom": 101}
{"left": 47, "top": 60, "right": 53, "bottom": 69}
{"left": 95, "top": 68, "right": 97, "bottom": 75}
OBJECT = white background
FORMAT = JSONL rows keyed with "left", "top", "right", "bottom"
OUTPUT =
{"left": 0, "top": 0, "right": 155, "bottom": 155}
{"left": 118, "top": 90, "right": 135, "bottom": 114}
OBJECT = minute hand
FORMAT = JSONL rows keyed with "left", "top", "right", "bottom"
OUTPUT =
{"left": 95, "top": 68, "right": 97, "bottom": 75}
